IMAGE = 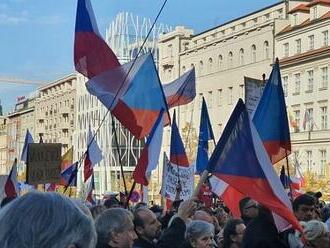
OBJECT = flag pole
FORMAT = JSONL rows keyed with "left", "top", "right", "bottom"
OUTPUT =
{"left": 193, "top": 169, "right": 209, "bottom": 197}
{"left": 285, "top": 150, "right": 294, "bottom": 201}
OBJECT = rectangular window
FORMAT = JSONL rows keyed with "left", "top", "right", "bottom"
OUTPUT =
{"left": 228, "top": 87, "right": 233, "bottom": 105}
{"left": 305, "top": 108, "right": 314, "bottom": 131}
{"left": 294, "top": 73, "right": 300, "bottom": 95}
{"left": 308, "top": 35, "right": 314, "bottom": 50}
{"left": 323, "top": 31, "right": 328, "bottom": 47}
{"left": 283, "top": 43, "right": 289, "bottom": 57}
{"left": 306, "top": 150, "right": 313, "bottom": 171}
{"left": 283, "top": 76, "right": 288, "bottom": 97}
{"left": 296, "top": 39, "right": 301, "bottom": 54}
{"left": 217, "top": 89, "right": 223, "bottom": 106}
{"left": 321, "top": 67, "right": 328, "bottom": 89}
{"left": 320, "top": 149, "right": 326, "bottom": 175}
{"left": 307, "top": 70, "right": 314, "bottom": 92}
{"left": 321, "top": 106, "right": 328, "bottom": 130}
{"left": 208, "top": 91, "right": 213, "bottom": 108}
{"left": 294, "top": 110, "right": 300, "bottom": 132}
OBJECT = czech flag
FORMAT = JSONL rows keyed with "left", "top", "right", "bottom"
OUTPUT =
{"left": 208, "top": 99, "right": 301, "bottom": 232}
{"left": 196, "top": 97, "right": 214, "bottom": 174}
{"left": 20, "top": 129, "right": 34, "bottom": 163}
{"left": 163, "top": 68, "right": 196, "bottom": 108}
{"left": 84, "top": 125, "right": 103, "bottom": 182}
{"left": 85, "top": 175, "right": 96, "bottom": 205}
{"left": 4, "top": 159, "right": 18, "bottom": 198}
{"left": 74, "top": 0, "right": 119, "bottom": 79}
{"left": 61, "top": 162, "right": 78, "bottom": 187}
{"left": 133, "top": 109, "right": 164, "bottom": 186}
{"left": 253, "top": 59, "right": 291, "bottom": 164}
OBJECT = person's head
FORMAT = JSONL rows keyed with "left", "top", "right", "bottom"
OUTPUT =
{"left": 193, "top": 210, "right": 213, "bottom": 224}
{"left": 185, "top": 220, "right": 215, "bottom": 248}
{"left": 133, "top": 202, "right": 148, "bottom": 211}
{"left": 215, "top": 207, "right": 229, "bottom": 227}
{"left": 90, "top": 205, "right": 107, "bottom": 219}
{"left": 95, "top": 208, "right": 137, "bottom": 248}
{"left": 104, "top": 196, "right": 121, "bottom": 209}
{"left": 301, "top": 220, "right": 330, "bottom": 248}
{"left": 0, "top": 192, "right": 96, "bottom": 248}
{"left": 239, "top": 197, "right": 259, "bottom": 219}
{"left": 293, "top": 194, "right": 316, "bottom": 221}
{"left": 223, "top": 219, "right": 246, "bottom": 248}
{"left": 134, "top": 208, "right": 162, "bottom": 242}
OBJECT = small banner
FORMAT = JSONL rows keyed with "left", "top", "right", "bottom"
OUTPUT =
{"left": 244, "top": 76, "right": 265, "bottom": 117}
{"left": 161, "top": 156, "right": 194, "bottom": 201}
{"left": 27, "top": 143, "right": 61, "bottom": 184}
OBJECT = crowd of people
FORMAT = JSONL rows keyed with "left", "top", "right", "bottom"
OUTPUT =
{"left": 0, "top": 191, "right": 330, "bottom": 248}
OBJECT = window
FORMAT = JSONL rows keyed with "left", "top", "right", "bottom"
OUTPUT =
{"left": 251, "top": 45, "right": 256, "bottom": 63}
{"left": 208, "top": 58, "right": 213, "bottom": 72}
{"left": 308, "top": 35, "right": 314, "bottom": 50}
{"left": 296, "top": 39, "right": 301, "bottom": 54}
{"left": 323, "top": 31, "right": 328, "bottom": 47}
{"left": 321, "top": 106, "right": 328, "bottom": 130}
{"left": 294, "top": 73, "right": 301, "bottom": 95}
{"left": 217, "top": 89, "right": 223, "bottom": 106}
{"left": 218, "top": 55, "right": 223, "bottom": 70}
{"left": 320, "top": 149, "right": 327, "bottom": 175}
{"left": 228, "top": 87, "right": 233, "bottom": 105}
{"left": 198, "top": 60, "right": 204, "bottom": 75}
{"left": 228, "top": 52, "right": 233, "bottom": 68}
{"left": 305, "top": 108, "right": 314, "bottom": 131}
{"left": 264, "top": 41, "right": 269, "bottom": 59}
{"left": 294, "top": 110, "right": 300, "bottom": 132}
{"left": 306, "top": 150, "right": 313, "bottom": 171}
{"left": 167, "top": 44, "right": 173, "bottom": 57}
{"left": 321, "top": 67, "right": 328, "bottom": 89}
{"left": 307, "top": 70, "right": 314, "bottom": 92}
{"left": 208, "top": 91, "right": 213, "bottom": 108}
{"left": 293, "top": 14, "right": 298, "bottom": 26}
{"left": 182, "top": 66, "right": 186, "bottom": 73}
{"left": 311, "top": 6, "right": 317, "bottom": 20}
{"left": 282, "top": 76, "right": 288, "bottom": 97}
{"left": 239, "top": 49, "right": 244, "bottom": 66}
{"left": 283, "top": 43, "right": 289, "bottom": 57}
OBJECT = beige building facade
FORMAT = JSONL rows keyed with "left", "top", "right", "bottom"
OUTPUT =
{"left": 35, "top": 73, "right": 77, "bottom": 155}
{"left": 277, "top": 0, "right": 330, "bottom": 175}
{"left": 0, "top": 116, "right": 8, "bottom": 174}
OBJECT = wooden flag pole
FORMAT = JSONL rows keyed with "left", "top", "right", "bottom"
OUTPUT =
{"left": 285, "top": 150, "right": 294, "bottom": 202}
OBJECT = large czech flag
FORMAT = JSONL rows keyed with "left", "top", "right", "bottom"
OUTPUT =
{"left": 208, "top": 99, "right": 301, "bottom": 232}
{"left": 253, "top": 59, "right": 291, "bottom": 164}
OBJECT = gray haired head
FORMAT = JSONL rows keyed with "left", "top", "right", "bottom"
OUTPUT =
{"left": 0, "top": 191, "right": 97, "bottom": 248}
{"left": 95, "top": 207, "right": 134, "bottom": 246}
{"left": 185, "top": 220, "right": 214, "bottom": 243}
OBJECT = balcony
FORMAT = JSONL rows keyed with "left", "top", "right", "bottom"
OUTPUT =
{"left": 291, "top": 129, "right": 330, "bottom": 145}
{"left": 160, "top": 56, "right": 174, "bottom": 69}
{"left": 61, "top": 122, "right": 70, "bottom": 129}
{"left": 60, "top": 106, "right": 70, "bottom": 114}
{"left": 36, "top": 126, "right": 45, "bottom": 134}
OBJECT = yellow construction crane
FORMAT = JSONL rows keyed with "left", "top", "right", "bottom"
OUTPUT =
{"left": 0, "top": 76, "right": 44, "bottom": 85}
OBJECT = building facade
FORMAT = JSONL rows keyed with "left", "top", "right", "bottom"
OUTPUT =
{"left": 34, "top": 73, "right": 77, "bottom": 154}
{"left": 0, "top": 116, "right": 8, "bottom": 175}
{"left": 276, "top": 0, "right": 330, "bottom": 175}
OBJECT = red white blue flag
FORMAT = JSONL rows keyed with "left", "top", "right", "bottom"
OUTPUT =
{"left": 208, "top": 99, "right": 301, "bottom": 232}
{"left": 133, "top": 109, "right": 164, "bottom": 186}
{"left": 163, "top": 68, "right": 196, "bottom": 108}
{"left": 252, "top": 59, "right": 291, "bottom": 164}
{"left": 74, "top": 0, "right": 119, "bottom": 79}
{"left": 84, "top": 125, "right": 102, "bottom": 182}
{"left": 4, "top": 159, "right": 18, "bottom": 198}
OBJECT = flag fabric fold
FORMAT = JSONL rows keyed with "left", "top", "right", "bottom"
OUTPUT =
{"left": 20, "top": 129, "right": 34, "bottom": 163}
{"left": 4, "top": 159, "right": 18, "bottom": 198}
{"left": 133, "top": 109, "right": 164, "bottom": 186}
{"left": 208, "top": 99, "right": 301, "bottom": 232}
{"left": 163, "top": 68, "right": 196, "bottom": 108}
{"left": 61, "top": 162, "right": 78, "bottom": 187}
{"left": 60, "top": 147, "right": 73, "bottom": 185}
{"left": 196, "top": 97, "right": 215, "bottom": 174}
{"left": 85, "top": 175, "right": 96, "bottom": 205}
{"left": 84, "top": 125, "right": 103, "bottom": 182}
{"left": 253, "top": 60, "right": 291, "bottom": 164}
{"left": 74, "top": 0, "right": 119, "bottom": 79}
{"left": 86, "top": 53, "right": 168, "bottom": 139}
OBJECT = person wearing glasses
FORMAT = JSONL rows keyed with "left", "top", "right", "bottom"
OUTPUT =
{"left": 238, "top": 197, "right": 259, "bottom": 226}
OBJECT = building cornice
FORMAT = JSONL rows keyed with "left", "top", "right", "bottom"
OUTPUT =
{"left": 279, "top": 45, "right": 330, "bottom": 68}
{"left": 37, "top": 73, "right": 77, "bottom": 91}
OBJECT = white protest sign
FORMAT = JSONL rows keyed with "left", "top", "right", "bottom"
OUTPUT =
{"left": 244, "top": 76, "right": 265, "bottom": 117}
